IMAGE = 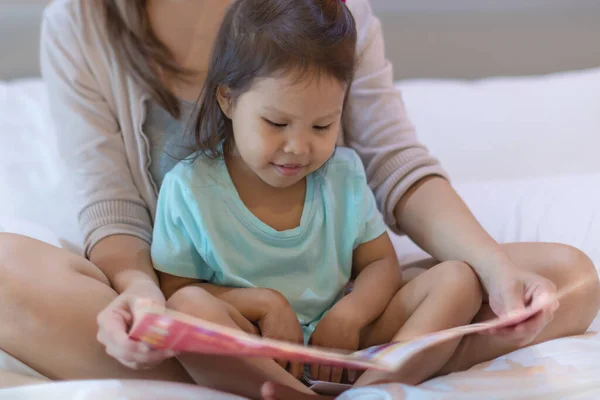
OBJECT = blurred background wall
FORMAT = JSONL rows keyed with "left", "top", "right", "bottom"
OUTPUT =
{"left": 1, "top": 0, "right": 600, "bottom": 81}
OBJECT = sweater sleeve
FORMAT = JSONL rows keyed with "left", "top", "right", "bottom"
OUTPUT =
{"left": 40, "top": 3, "right": 152, "bottom": 256}
{"left": 343, "top": 0, "right": 448, "bottom": 234}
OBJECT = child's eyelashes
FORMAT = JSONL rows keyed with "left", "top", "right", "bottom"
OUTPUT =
{"left": 262, "top": 118, "right": 332, "bottom": 132}
{"left": 313, "top": 124, "right": 332, "bottom": 131}
{"left": 264, "top": 118, "right": 287, "bottom": 128}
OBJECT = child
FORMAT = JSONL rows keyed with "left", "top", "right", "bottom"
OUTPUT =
{"left": 151, "top": 0, "right": 483, "bottom": 395}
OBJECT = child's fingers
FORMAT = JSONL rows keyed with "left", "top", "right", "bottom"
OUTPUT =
{"left": 347, "top": 369, "right": 357, "bottom": 383}
{"left": 310, "top": 364, "right": 319, "bottom": 382}
{"left": 289, "top": 362, "right": 304, "bottom": 380}
{"left": 330, "top": 366, "right": 343, "bottom": 383}
{"left": 318, "top": 365, "right": 332, "bottom": 382}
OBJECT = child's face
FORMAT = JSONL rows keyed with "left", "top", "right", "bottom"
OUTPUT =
{"left": 222, "top": 72, "right": 345, "bottom": 188}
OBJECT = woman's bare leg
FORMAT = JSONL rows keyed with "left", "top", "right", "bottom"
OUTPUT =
{"left": 0, "top": 233, "right": 191, "bottom": 382}
{"left": 0, "top": 234, "right": 312, "bottom": 398}
{"left": 0, "top": 370, "right": 49, "bottom": 389}
{"left": 354, "top": 261, "right": 483, "bottom": 386}
{"left": 438, "top": 242, "right": 600, "bottom": 375}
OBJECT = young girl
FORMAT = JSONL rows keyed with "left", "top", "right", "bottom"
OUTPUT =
{"left": 151, "top": 0, "right": 483, "bottom": 395}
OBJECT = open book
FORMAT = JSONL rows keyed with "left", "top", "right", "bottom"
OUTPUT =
{"left": 128, "top": 281, "right": 582, "bottom": 373}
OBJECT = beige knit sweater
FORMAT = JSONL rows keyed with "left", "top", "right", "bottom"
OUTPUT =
{"left": 40, "top": 0, "right": 447, "bottom": 256}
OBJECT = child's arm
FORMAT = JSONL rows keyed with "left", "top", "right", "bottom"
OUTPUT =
{"left": 329, "top": 233, "right": 402, "bottom": 327}
{"left": 159, "top": 271, "right": 285, "bottom": 322}
{"left": 308, "top": 232, "right": 401, "bottom": 383}
{"left": 159, "top": 271, "right": 306, "bottom": 378}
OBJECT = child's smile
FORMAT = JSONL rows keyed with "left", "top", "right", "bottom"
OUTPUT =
{"left": 271, "top": 162, "right": 307, "bottom": 177}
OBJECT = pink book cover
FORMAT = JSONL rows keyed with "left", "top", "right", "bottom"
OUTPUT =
{"left": 128, "top": 281, "right": 582, "bottom": 372}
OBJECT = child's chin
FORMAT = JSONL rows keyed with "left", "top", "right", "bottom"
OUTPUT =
{"left": 263, "top": 174, "right": 305, "bottom": 189}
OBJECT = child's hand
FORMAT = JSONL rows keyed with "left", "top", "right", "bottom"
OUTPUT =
{"left": 308, "top": 307, "right": 363, "bottom": 383}
{"left": 257, "top": 289, "right": 306, "bottom": 379}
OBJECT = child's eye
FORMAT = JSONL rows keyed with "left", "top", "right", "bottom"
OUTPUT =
{"left": 313, "top": 124, "right": 332, "bottom": 131}
{"left": 264, "top": 118, "right": 287, "bottom": 128}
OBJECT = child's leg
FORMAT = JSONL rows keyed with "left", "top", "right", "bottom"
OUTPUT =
{"left": 166, "top": 286, "right": 314, "bottom": 397}
{"left": 354, "top": 261, "right": 483, "bottom": 387}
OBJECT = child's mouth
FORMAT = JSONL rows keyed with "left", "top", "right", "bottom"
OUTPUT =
{"left": 272, "top": 163, "right": 305, "bottom": 177}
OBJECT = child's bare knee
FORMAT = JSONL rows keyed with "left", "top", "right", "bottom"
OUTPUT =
{"left": 166, "top": 285, "right": 234, "bottom": 325}
{"left": 434, "top": 261, "right": 483, "bottom": 310}
{"left": 167, "top": 286, "right": 217, "bottom": 313}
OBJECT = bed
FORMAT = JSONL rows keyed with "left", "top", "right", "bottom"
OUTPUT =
{"left": 2, "top": 1, "right": 600, "bottom": 399}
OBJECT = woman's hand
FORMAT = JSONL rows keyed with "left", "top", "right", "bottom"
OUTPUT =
{"left": 308, "top": 307, "right": 363, "bottom": 384}
{"left": 478, "top": 252, "right": 559, "bottom": 345}
{"left": 96, "top": 284, "right": 178, "bottom": 370}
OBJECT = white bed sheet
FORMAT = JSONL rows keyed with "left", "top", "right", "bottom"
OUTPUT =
{"left": 1, "top": 78, "right": 600, "bottom": 398}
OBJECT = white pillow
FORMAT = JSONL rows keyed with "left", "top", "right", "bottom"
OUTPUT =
{"left": 392, "top": 171, "right": 600, "bottom": 276}
{"left": 396, "top": 67, "right": 600, "bottom": 184}
{"left": 0, "top": 215, "right": 62, "bottom": 248}
{"left": 0, "top": 79, "right": 82, "bottom": 253}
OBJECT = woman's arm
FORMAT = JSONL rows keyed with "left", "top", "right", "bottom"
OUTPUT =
{"left": 91, "top": 234, "right": 176, "bottom": 371}
{"left": 394, "top": 177, "right": 505, "bottom": 284}
{"left": 90, "top": 235, "right": 164, "bottom": 300}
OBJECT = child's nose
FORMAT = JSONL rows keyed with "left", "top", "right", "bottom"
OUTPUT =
{"left": 283, "top": 134, "right": 310, "bottom": 155}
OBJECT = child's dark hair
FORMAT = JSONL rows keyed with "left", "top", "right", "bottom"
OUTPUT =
{"left": 191, "top": 0, "right": 357, "bottom": 159}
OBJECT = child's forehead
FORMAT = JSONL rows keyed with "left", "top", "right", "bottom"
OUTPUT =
{"left": 243, "top": 75, "right": 346, "bottom": 119}
{"left": 250, "top": 73, "right": 346, "bottom": 98}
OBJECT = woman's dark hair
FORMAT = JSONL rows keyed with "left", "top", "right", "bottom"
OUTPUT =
{"left": 193, "top": 0, "right": 358, "bottom": 159}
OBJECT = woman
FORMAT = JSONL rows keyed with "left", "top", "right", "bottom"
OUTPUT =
{"left": 0, "top": 0, "right": 597, "bottom": 398}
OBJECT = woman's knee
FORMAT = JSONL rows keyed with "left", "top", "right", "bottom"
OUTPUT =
{"left": 0, "top": 233, "right": 110, "bottom": 302}
{"left": 0, "top": 233, "right": 45, "bottom": 292}
{"left": 552, "top": 245, "right": 600, "bottom": 331}
{"left": 520, "top": 243, "right": 600, "bottom": 336}
{"left": 554, "top": 245, "right": 597, "bottom": 283}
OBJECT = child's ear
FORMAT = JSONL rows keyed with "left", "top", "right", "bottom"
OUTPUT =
{"left": 216, "top": 86, "right": 233, "bottom": 119}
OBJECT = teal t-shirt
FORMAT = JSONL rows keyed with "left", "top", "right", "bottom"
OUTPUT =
{"left": 151, "top": 147, "right": 387, "bottom": 342}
